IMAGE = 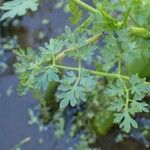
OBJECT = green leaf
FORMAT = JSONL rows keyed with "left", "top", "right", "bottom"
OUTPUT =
{"left": 129, "top": 101, "right": 149, "bottom": 114}
{"left": 100, "top": 34, "right": 120, "bottom": 71}
{"left": 57, "top": 71, "right": 97, "bottom": 107}
{"left": 114, "top": 110, "right": 138, "bottom": 133}
{"left": 0, "top": 0, "right": 39, "bottom": 21}
{"left": 40, "top": 38, "right": 64, "bottom": 59}
{"left": 105, "top": 79, "right": 125, "bottom": 97}
{"left": 62, "top": 27, "right": 98, "bottom": 63}
{"left": 107, "top": 74, "right": 149, "bottom": 132}
{"left": 108, "top": 98, "right": 124, "bottom": 112}
{"left": 63, "top": 26, "right": 87, "bottom": 48}
{"left": 68, "top": 44, "right": 97, "bottom": 63}
{"left": 68, "top": 0, "right": 83, "bottom": 24}
{"left": 120, "top": 110, "right": 138, "bottom": 133}
{"left": 36, "top": 67, "right": 59, "bottom": 90}
{"left": 14, "top": 38, "right": 64, "bottom": 94}
{"left": 126, "top": 48, "right": 150, "bottom": 78}
{"left": 60, "top": 98, "right": 69, "bottom": 108}
{"left": 129, "top": 74, "right": 150, "bottom": 94}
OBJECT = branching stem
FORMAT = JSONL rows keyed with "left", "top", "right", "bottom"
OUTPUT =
{"left": 55, "top": 64, "right": 129, "bottom": 81}
{"left": 72, "top": 0, "right": 99, "bottom": 14}
{"left": 72, "top": 0, "right": 150, "bottom": 38}
{"left": 55, "top": 33, "right": 103, "bottom": 62}
{"left": 54, "top": 62, "right": 150, "bottom": 87}
{"left": 52, "top": 0, "right": 150, "bottom": 85}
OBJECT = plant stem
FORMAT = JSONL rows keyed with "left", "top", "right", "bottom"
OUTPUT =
{"left": 55, "top": 64, "right": 129, "bottom": 80}
{"left": 73, "top": 60, "right": 81, "bottom": 89}
{"left": 52, "top": 0, "right": 150, "bottom": 84}
{"left": 72, "top": 0, "right": 150, "bottom": 38}
{"left": 11, "top": 137, "right": 31, "bottom": 150}
{"left": 130, "top": 26, "right": 150, "bottom": 39}
{"left": 72, "top": 0, "right": 99, "bottom": 14}
{"left": 125, "top": 88, "right": 129, "bottom": 110}
{"left": 54, "top": 64, "right": 150, "bottom": 85}
{"left": 55, "top": 32, "right": 103, "bottom": 62}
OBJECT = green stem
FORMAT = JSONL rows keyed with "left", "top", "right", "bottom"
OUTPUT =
{"left": 54, "top": 64, "right": 150, "bottom": 85}
{"left": 72, "top": 0, "right": 150, "bottom": 38}
{"left": 55, "top": 33, "right": 103, "bottom": 62}
{"left": 72, "top": 0, "right": 99, "bottom": 14}
{"left": 117, "top": 59, "right": 130, "bottom": 109}
{"left": 72, "top": 0, "right": 112, "bottom": 22}
{"left": 55, "top": 64, "right": 129, "bottom": 80}
{"left": 53, "top": 65, "right": 150, "bottom": 85}
{"left": 73, "top": 60, "right": 81, "bottom": 89}
{"left": 130, "top": 26, "right": 150, "bottom": 39}
{"left": 125, "top": 88, "right": 129, "bottom": 110}
{"left": 77, "top": 16, "right": 92, "bottom": 32}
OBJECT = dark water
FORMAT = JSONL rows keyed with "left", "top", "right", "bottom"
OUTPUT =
{"left": 0, "top": 0, "right": 150, "bottom": 150}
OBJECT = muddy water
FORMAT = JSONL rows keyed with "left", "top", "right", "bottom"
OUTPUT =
{"left": 0, "top": 0, "right": 149, "bottom": 150}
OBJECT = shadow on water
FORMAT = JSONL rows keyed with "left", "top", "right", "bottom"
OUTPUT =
{"left": 0, "top": 0, "right": 150, "bottom": 150}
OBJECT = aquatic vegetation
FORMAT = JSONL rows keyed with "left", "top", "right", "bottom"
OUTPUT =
{"left": 1, "top": 0, "right": 150, "bottom": 149}
{"left": 11, "top": 137, "right": 31, "bottom": 150}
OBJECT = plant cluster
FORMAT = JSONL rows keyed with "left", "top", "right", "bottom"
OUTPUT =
{"left": 1, "top": 0, "right": 150, "bottom": 148}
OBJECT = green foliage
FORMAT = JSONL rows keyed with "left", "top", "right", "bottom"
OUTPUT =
{"left": 126, "top": 47, "right": 150, "bottom": 78}
{"left": 52, "top": 110, "right": 65, "bottom": 138}
{"left": 107, "top": 74, "right": 150, "bottom": 132}
{"left": 13, "top": 38, "right": 65, "bottom": 95}
{"left": 91, "top": 110, "right": 114, "bottom": 135}
{"left": 62, "top": 26, "right": 86, "bottom": 48}
{"left": 14, "top": 27, "right": 98, "bottom": 103}
{"left": 58, "top": 71, "right": 97, "bottom": 107}
{"left": 101, "top": 33, "right": 120, "bottom": 71}
{"left": 100, "top": 29, "right": 138, "bottom": 71}
{"left": 36, "top": 67, "right": 59, "bottom": 90}
{"left": 0, "top": 0, "right": 39, "bottom": 21}
{"left": 28, "top": 108, "right": 47, "bottom": 132}
{"left": 6, "top": 0, "right": 150, "bottom": 146}
{"left": 40, "top": 38, "right": 64, "bottom": 56}
{"left": 68, "top": 0, "right": 83, "bottom": 24}
{"left": 74, "top": 134, "right": 94, "bottom": 150}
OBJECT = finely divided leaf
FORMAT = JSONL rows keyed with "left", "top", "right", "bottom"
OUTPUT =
{"left": 57, "top": 71, "right": 97, "bottom": 107}
{"left": 108, "top": 98, "right": 124, "bottom": 112}
{"left": 68, "top": 0, "right": 83, "bottom": 24}
{"left": 106, "top": 74, "right": 149, "bottom": 133}
{"left": 36, "top": 67, "right": 59, "bottom": 90}
{"left": 0, "top": 0, "right": 39, "bottom": 21}
{"left": 117, "top": 110, "right": 138, "bottom": 133}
